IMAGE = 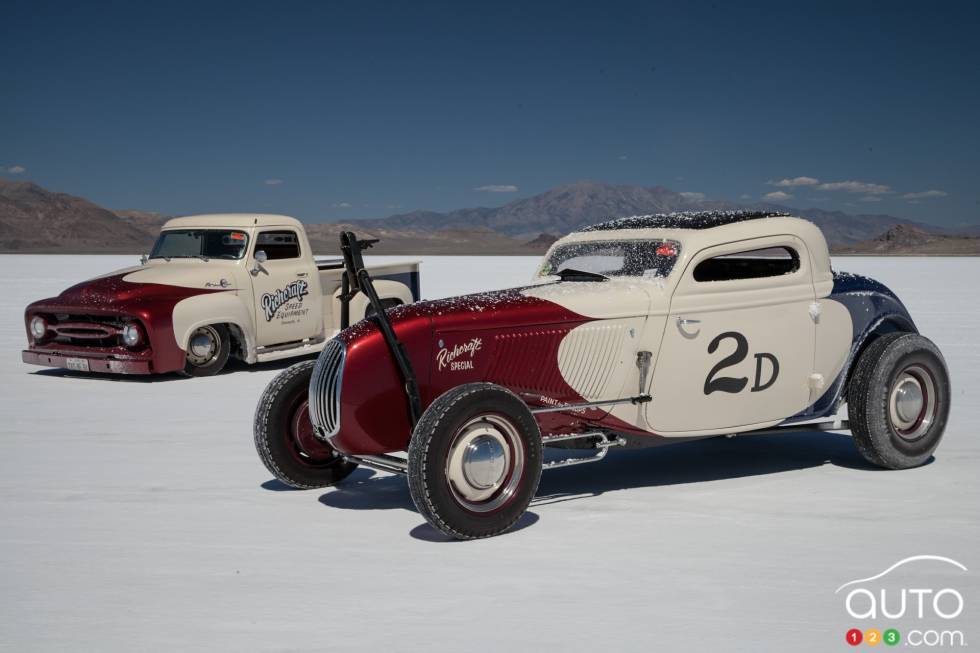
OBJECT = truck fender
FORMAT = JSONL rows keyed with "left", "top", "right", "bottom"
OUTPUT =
{"left": 332, "top": 279, "right": 414, "bottom": 327}
{"left": 172, "top": 293, "right": 256, "bottom": 362}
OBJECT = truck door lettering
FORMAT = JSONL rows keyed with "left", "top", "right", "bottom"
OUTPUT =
{"left": 261, "top": 280, "right": 309, "bottom": 321}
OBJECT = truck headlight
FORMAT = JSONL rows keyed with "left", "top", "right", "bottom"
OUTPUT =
{"left": 30, "top": 316, "right": 48, "bottom": 339}
{"left": 122, "top": 323, "right": 143, "bottom": 347}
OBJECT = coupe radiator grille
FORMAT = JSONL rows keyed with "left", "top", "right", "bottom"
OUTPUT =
{"left": 309, "top": 339, "right": 345, "bottom": 438}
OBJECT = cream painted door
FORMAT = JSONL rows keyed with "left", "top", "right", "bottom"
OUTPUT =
{"left": 648, "top": 236, "right": 816, "bottom": 434}
{"left": 250, "top": 230, "right": 322, "bottom": 347}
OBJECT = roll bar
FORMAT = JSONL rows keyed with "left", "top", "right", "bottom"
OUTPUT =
{"left": 338, "top": 232, "right": 422, "bottom": 427}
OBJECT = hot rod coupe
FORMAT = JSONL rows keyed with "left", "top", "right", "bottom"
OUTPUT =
{"left": 254, "top": 212, "right": 950, "bottom": 539}
{"left": 22, "top": 214, "right": 419, "bottom": 376}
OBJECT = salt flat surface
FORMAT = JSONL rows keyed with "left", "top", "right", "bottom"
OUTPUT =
{"left": 1, "top": 254, "right": 978, "bottom": 652}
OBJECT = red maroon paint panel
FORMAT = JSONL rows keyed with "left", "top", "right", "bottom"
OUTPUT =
{"left": 328, "top": 286, "right": 654, "bottom": 455}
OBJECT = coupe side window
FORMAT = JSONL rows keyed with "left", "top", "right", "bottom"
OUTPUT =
{"left": 256, "top": 231, "right": 301, "bottom": 260}
{"left": 693, "top": 246, "right": 800, "bottom": 282}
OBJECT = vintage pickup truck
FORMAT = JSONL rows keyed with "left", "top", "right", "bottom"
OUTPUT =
{"left": 22, "top": 214, "right": 420, "bottom": 376}
{"left": 255, "top": 213, "right": 950, "bottom": 540}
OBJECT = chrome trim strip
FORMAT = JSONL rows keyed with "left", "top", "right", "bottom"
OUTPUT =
{"left": 529, "top": 394, "right": 651, "bottom": 415}
{"left": 344, "top": 453, "right": 408, "bottom": 475}
{"left": 541, "top": 432, "right": 626, "bottom": 470}
{"left": 309, "top": 339, "right": 345, "bottom": 439}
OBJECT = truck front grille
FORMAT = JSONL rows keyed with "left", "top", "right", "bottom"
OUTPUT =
{"left": 309, "top": 339, "right": 345, "bottom": 439}
{"left": 42, "top": 313, "right": 131, "bottom": 348}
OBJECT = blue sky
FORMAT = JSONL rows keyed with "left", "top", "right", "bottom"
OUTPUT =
{"left": 2, "top": 1, "right": 978, "bottom": 225}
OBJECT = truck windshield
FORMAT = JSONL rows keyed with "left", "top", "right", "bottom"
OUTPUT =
{"left": 150, "top": 230, "right": 249, "bottom": 260}
{"left": 539, "top": 239, "right": 681, "bottom": 280}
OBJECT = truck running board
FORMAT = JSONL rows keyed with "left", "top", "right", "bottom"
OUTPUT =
{"left": 541, "top": 431, "right": 626, "bottom": 470}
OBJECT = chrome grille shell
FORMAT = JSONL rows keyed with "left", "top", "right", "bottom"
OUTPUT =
{"left": 309, "top": 339, "right": 346, "bottom": 440}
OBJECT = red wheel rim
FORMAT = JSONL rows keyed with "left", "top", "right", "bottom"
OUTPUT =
{"left": 288, "top": 399, "right": 339, "bottom": 465}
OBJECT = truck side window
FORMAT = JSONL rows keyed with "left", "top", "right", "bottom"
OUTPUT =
{"left": 693, "top": 246, "right": 800, "bottom": 282}
{"left": 256, "top": 231, "right": 301, "bottom": 260}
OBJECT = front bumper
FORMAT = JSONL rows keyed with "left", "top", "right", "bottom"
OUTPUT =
{"left": 22, "top": 349, "right": 153, "bottom": 375}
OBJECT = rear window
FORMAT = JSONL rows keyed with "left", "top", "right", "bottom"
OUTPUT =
{"left": 540, "top": 240, "right": 680, "bottom": 279}
{"left": 693, "top": 246, "right": 800, "bottom": 282}
{"left": 256, "top": 230, "right": 301, "bottom": 260}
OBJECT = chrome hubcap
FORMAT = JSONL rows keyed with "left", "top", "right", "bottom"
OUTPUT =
{"left": 462, "top": 435, "right": 508, "bottom": 490}
{"left": 888, "top": 365, "right": 936, "bottom": 440}
{"left": 446, "top": 415, "right": 524, "bottom": 513}
{"left": 893, "top": 379, "right": 923, "bottom": 424}
{"left": 187, "top": 326, "right": 219, "bottom": 365}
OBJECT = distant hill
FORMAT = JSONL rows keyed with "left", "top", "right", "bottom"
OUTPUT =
{"left": 364, "top": 180, "right": 942, "bottom": 245}
{"left": 0, "top": 180, "right": 544, "bottom": 255}
{"left": 834, "top": 224, "right": 980, "bottom": 256}
{"left": 1, "top": 178, "right": 977, "bottom": 255}
{"left": 0, "top": 179, "right": 158, "bottom": 253}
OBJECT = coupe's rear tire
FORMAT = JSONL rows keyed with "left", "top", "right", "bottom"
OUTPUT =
{"left": 847, "top": 332, "right": 950, "bottom": 469}
{"left": 407, "top": 383, "right": 542, "bottom": 540}
{"left": 182, "top": 324, "right": 230, "bottom": 377}
{"left": 254, "top": 360, "right": 357, "bottom": 488}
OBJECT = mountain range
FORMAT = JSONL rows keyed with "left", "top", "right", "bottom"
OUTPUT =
{"left": 1, "top": 178, "right": 977, "bottom": 255}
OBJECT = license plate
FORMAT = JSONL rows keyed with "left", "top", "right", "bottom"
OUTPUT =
{"left": 65, "top": 357, "right": 90, "bottom": 372}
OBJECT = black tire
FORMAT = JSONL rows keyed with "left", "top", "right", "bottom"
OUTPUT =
{"left": 847, "top": 332, "right": 950, "bottom": 469}
{"left": 254, "top": 360, "right": 357, "bottom": 488}
{"left": 182, "top": 324, "right": 231, "bottom": 377}
{"left": 407, "top": 383, "right": 542, "bottom": 540}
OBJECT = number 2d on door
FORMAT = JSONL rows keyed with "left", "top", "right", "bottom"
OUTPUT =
{"left": 703, "top": 331, "right": 779, "bottom": 396}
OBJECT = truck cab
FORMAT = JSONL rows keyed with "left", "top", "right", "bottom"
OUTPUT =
{"left": 22, "top": 214, "right": 420, "bottom": 376}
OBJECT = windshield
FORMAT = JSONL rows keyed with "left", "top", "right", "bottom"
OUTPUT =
{"left": 539, "top": 239, "right": 681, "bottom": 279}
{"left": 150, "top": 229, "right": 249, "bottom": 260}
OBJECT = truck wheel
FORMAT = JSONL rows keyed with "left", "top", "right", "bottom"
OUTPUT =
{"left": 407, "top": 383, "right": 542, "bottom": 540}
{"left": 847, "top": 332, "right": 950, "bottom": 469}
{"left": 182, "top": 324, "right": 230, "bottom": 377}
{"left": 254, "top": 360, "right": 357, "bottom": 488}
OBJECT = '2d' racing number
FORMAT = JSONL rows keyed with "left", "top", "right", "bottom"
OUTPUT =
{"left": 703, "top": 331, "right": 779, "bottom": 395}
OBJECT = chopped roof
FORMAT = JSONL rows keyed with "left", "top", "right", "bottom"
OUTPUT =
{"left": 582, "top": 210, "right": 790, "bottom": 232}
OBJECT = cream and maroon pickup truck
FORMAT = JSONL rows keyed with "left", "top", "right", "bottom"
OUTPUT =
{"left": 22, "top": 214, "right": 419, "bottom": 376}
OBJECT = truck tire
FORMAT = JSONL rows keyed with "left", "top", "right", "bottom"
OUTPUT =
{"left": 182, "top": 324, "right": 231, "bottom": 377}
{"left": 407, "top": 383, "right": 542, "bottom": 540}
{"left": 254, "top": 360, "right": 357, "bottom": 488}
{"left": 847, "top": 332, "right": 950, "bottom": 469}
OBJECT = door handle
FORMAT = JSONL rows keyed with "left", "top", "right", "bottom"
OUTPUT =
{"left": 676, "top": 316, "right": 701, "bottom": 339}
{"left": 296, "top": 272, "right": 309, "bottom": 277}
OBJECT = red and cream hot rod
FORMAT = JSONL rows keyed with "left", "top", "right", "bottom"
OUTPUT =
{"left": 254, "top": 212, "right": 950, "bottom": 539}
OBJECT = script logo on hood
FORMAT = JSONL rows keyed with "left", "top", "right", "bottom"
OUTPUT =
{"left": 261, "top": 280, "right": 309, "bottom": 321}
{"left": 437, "top": 337, "right": 483, "bottom": 371}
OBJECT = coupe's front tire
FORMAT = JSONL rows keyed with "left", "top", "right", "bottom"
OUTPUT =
{"left": 254, "top": 360, "right": 357, "bottom": 488}
{"left": 847, "top": 332, "right": 950, "bottom": 469}
{"left": 407, "top": 383, "right": 542, "bottom": 540}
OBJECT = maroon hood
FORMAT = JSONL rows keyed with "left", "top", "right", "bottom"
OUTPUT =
{"left": 29, "top": 272, "right": 224, "bottom": 315}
